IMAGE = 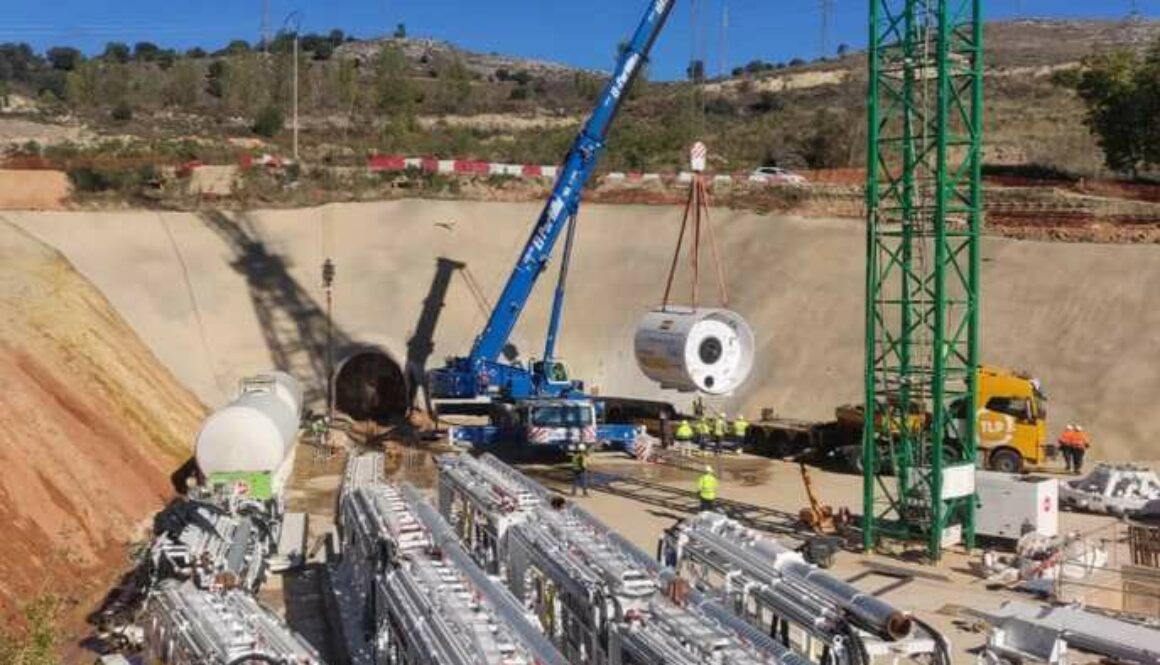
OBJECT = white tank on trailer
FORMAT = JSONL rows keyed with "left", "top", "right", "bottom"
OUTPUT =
{"left": 195, "top": 371, "right": 303, "bottom": 476}
{"left": 633, "top": 307, "right": 755, "bottom": 395}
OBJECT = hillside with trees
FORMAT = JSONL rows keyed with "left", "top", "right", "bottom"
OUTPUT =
{"left": 0, "top": 18, "right": 1157, "bottom": 180}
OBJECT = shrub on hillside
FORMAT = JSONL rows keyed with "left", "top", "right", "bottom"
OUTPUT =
{"left": 111, "top": 101, "right": 133, "bottom": 122}
{"left": 0, "top": 593, "right": 61, "bottom": 665}
{"left": 251, "top": 105, "right": 284, "bottom": 138}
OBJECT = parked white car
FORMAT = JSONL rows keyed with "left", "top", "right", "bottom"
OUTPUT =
{"left": 750, "top": 166, "right": 808, "bottom": 185}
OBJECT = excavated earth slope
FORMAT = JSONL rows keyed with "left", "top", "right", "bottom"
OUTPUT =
{"left": 8, "top": 201, "right": 1160, "bottom": 460}
{"left": 0, "top": 220, "right": 203, "bottom": 630}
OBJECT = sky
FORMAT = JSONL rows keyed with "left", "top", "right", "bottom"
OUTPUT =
{"left": 3, "top": 0, "right": 1157, "bottom": 80}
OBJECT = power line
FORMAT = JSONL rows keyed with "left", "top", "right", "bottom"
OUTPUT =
{"left": 819, "top": 0, "right": 834, "bottom": 58}
{"left": 261, "top": 0, "right": 270, "bottom": 52}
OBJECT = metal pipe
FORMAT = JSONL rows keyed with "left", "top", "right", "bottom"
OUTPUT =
{"left": 730, "top": 524, "right": 913, "bottom": 640}
{"left": 402, "top": 484, "right": 571, "bottom": 665}
{"left": 657, "top": 569, "right": 815, "bottom": 665}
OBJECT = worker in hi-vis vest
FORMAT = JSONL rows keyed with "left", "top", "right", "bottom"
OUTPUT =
{"left": 732, "top": 414, "right": 749, "bottom": 445}
{"left": 698, "top": 465, "right": 719, "bottom": 511}
{"left": 570, "top": 443, "right": 590, "bottom": 497}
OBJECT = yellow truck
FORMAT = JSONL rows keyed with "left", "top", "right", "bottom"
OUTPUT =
{"left": 744, "top": 365, "right": 1050, "bottom": 473}
{"left": 967, "top": 365, "right": 1050, "bottom": 473}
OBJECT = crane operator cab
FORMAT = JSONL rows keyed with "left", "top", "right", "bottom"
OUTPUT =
{"left": 530, "top": 358, "right": 584, "bottom": 395}
{"left": 519, "top": 399, "right": 597, "bottom": 447}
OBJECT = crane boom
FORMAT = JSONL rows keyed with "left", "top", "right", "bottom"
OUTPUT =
{"left": 430, "top": 0, "right": 676, "bottom": 401}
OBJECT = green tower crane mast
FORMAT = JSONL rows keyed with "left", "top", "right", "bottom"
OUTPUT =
{"left": 862, "top": 0, "right": 984, "bottom": 561}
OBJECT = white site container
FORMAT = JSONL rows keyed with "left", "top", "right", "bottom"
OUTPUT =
{"left": 633, "top": 307, "right": 755, "bottom": 395}
{"left": 976, "top": 471, "right": 1059, "bottom": 540}
{"left": 195, "top": 371, "right": 303, "bottom": 477}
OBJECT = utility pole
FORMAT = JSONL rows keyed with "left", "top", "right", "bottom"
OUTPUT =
{"left": 293, "top": 34, "right": 299, "bottom": 162}
{"left": 820, "top": 0, "right": 834, "bottom": 58}
{"left": 283, "top": 11, "right": 303, "bottom": 163}
{"left": 322, "top": 258, "right": 336, "bottom": 449}
{"left": 261, "top": 0, "right": 270, "bottom": 53}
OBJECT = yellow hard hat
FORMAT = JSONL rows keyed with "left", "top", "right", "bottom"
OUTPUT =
{"left": 704, "top": 465, "right": 714, "bottom": 474}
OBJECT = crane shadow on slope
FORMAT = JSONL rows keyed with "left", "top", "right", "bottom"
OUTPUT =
{"left": 405, "top": 257, "right": 464, "bottom": 416}
{"left": 196, "top": 210, "right": 408, "bottom": 424}
{"left": 199, "top": 209, "right": 350, "bottom": 407}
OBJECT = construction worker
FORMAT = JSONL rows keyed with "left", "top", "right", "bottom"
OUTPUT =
{"left": 570, "top": 443, "right": 590, "bottom": 497}
{"left": 698, "top": 465, "right": 719, "bottom": 512}
{"left": 309, "top": 414, "right": 329, "bottom": 445}
{"left": 712, "top": 415, "right": 727, "bottom": 455}
{"left": 696, "top": 417, "right": 710, "bottom": 451}
{"left": 1058, "top": 425, "right": 1077, "bottom": 472}
{"left": 732, "top": 413, "right": 749, "bottom": 445}
{"left": 1070, "top": 425, "right": 1092, "bottom": 474}
{"left": 675, "top": 419, "right": 694, "bottom": 444}
{"left": 659, "top": 411, "right": 672, "bottom": 448}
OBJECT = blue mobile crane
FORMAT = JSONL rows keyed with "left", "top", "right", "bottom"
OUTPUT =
{"left": 428, "top": 0, "right": 676, "bottom": 449}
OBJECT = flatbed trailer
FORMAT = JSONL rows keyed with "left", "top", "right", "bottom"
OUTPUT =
{"left": 744, "top": 409, "right": 861, "bottom": 468}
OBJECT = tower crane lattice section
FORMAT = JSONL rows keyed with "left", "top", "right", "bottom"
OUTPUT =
{"left": 862, "top": 0, "right": 984, "bottom": 560}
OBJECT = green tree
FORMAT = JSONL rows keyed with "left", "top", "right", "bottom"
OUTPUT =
{"left": 330, "top": 56, "right": 359, "bottom": 115}
{"left": 573, "top": 72, "right": 601, "bottom": 102}
{"left": 223, "top": 39, "right": 251, "bottom": 56}
{"left": 687, "top": 59, "right": 706, "bottom": 83}
{"left": 797, "top": 108, "right": 853, "bottom": 168}
{"left": 252, "top": 104, "right": 284, "bottom": 137}
{"left": 222, "top": 53, "right": 266, "bottom": 115}
{"left": 65, "top": 60, "right": 101, "bottom": 107}
{"left": 0, "top": 43, "right": 37, "bottom": 82}
{"left": 1073, "top": 41, "right": 1160, "bottom": 176}
{"left": 374, "top": 44, "right": 412, "bottom": 114}
{"left": 102, "top": 41, "right": 130, "bottom": 63}
{"left": 133, "top": 41, "right": 160, "bottom": 61}
{"left": 45, "top": 46, "right": 82, "bottom": 71}
{"left": 111, "top": 100, "right": 133, "bottom": 122}
{"left": 166, "top": 58, "right": 202, "bottom": 107}
{"left": 206, "top": 59, "right": 227, "bottom": 98}
{"left": 432, "top": 54, "right": 472, "bottom": 113}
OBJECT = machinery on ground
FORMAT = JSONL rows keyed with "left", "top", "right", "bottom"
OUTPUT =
{"left": 745, "top": 366, "right": 1049, "bottom": 473}
{"left": 334, "top": 452, "right": 570, "bottom": 665}
{"left": 141, "top": 580, "right": 321, "bottom": 665}
{"left": 435, "top": 453, "right": 810, "bottom": 665}
{"left": 659, "top": 512, "right": 951, "bottom": 665}
{"left": 427, "top": 0, "right": 676, "bottom": 450}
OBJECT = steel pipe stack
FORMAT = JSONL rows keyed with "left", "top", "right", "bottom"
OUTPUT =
{"left": 142, "top": 579, "right": 321, "bottom": 665}
{"left": 439, "top": 453, "right": 811, "bottom": 665}
{"left": 661, "top": 512, "right": 950, "bottom": 665}
{"left": 334, "top": 452, "right": 569, "bottom": 665}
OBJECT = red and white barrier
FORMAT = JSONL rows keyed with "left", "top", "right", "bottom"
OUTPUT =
{"left": 366, "top": 154, "right": 777, "bottom": 186}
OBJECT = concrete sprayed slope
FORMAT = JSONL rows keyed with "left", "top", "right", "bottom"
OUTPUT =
{"left": 0, "top": 221, "right": 204, "bottom": 622}
{"left": 9, "top": 201, "right": 1160, "bottom": 459}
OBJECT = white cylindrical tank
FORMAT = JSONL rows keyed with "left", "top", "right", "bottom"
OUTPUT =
{"left": 195, "top": 372, "right": 303, "bottom": 475}
{"left": 634, "top": 307, "right": 755, "bottom": 395}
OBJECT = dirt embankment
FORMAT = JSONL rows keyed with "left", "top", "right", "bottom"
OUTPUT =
{"left": 0, "top": 169, "right": 71, "bottom": 210}
{"left": 0, "top": 220, "right": 203, "bottom": 639}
